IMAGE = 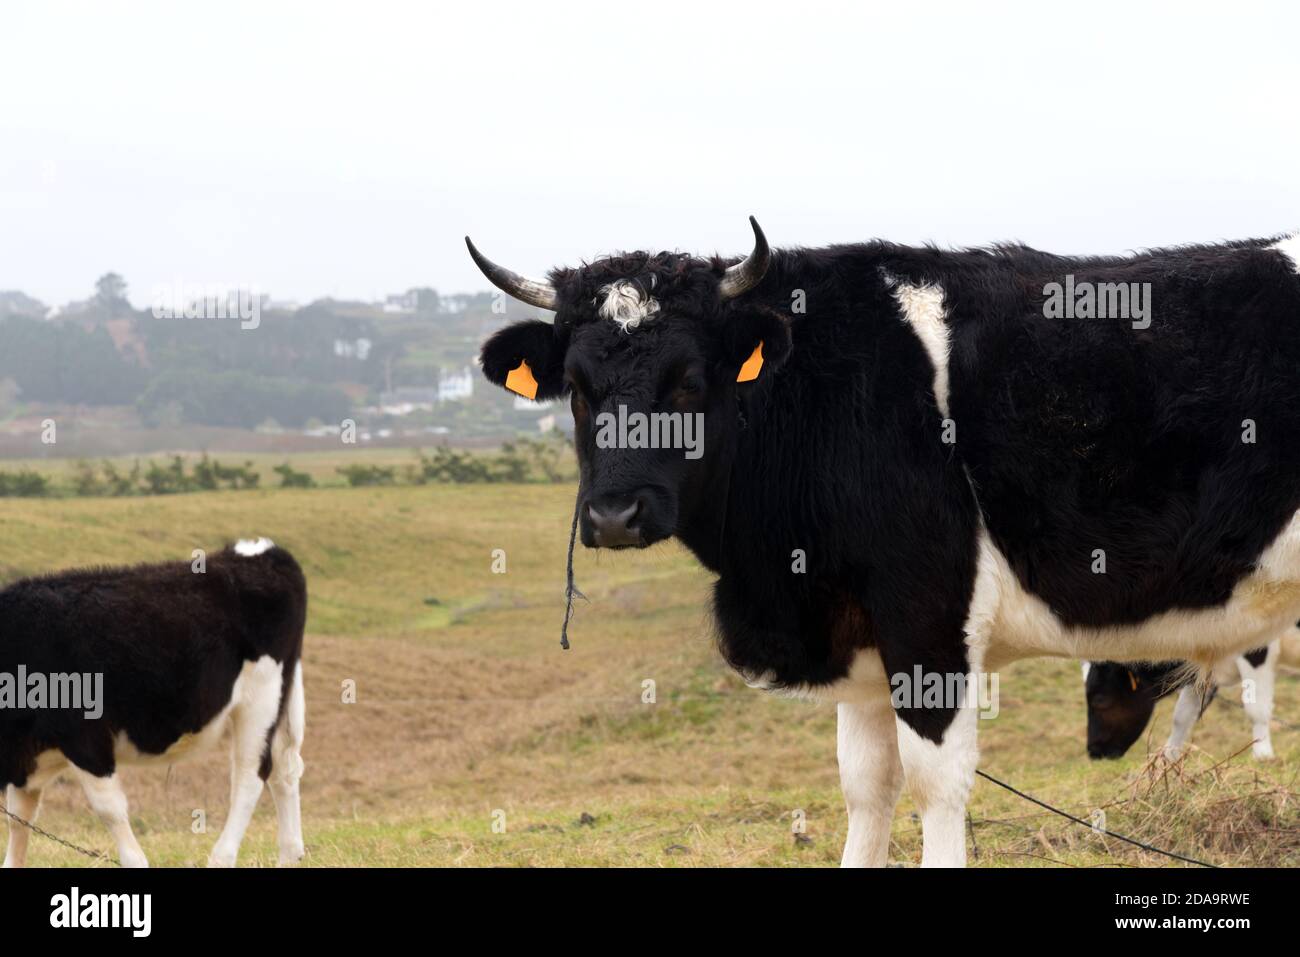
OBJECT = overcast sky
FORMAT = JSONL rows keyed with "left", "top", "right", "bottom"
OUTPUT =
{"left": 2, "top": 1, "right": 1297, "bottom": 307}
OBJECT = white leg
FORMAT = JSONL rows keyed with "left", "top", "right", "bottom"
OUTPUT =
{"left": 1163, "top": 684, "right": 1203, "bottom": 760}
{"left": 3, "top": 785, "right": 43, "bottom": 868}
{"left": 209, "top": 658, "right": 283, "bottom": 868}
{"left": 1237, "top": 641, "right": 1278, "bottom": 760}
{"left": 896, "top": 702, "right": 978, "bottom": 868}
{"left": 75, "top": 770, "right": 148, "bottom": 868}
{"left": 838, "top": 695, "right": 903, "bottom": 867}
{"left": 268, "top": 662, "right": 306, "bottom": 866}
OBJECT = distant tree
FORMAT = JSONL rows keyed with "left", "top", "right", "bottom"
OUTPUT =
{"left": 0, "top": 316, "right": 147, "bottom": 404}
{"left": 94, "top": 272, "right": 130, "bottom": 311}
{"left": 137, "top": 370, "right": 352, "bottom": 429}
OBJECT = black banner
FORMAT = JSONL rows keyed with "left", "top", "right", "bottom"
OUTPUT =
{"left": 2, "top": 866, "right": 1279, "bottom": 942}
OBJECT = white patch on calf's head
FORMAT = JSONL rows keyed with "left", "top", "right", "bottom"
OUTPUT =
{"left": 1272, "top": 233, "right": 1300, "bottom": 272}
{"left": 234, "top": 537, "right": 275, "bottom": 557}
{"left": 596, "top": 280, "right": 659, "bottom": 332}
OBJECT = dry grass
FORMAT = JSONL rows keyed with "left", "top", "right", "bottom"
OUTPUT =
{"left": 2, "top": 462, "right": 1297, "bottom": 866}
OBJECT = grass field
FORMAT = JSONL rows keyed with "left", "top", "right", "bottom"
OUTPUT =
{"left": 3, "top": 466, "right": 1298, "bottom": 867}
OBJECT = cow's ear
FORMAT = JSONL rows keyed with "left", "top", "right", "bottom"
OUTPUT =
{"left": 480, "top": 320, "right": 567, "bottom": 400}
{"left": 725, "top": 306, "right": 792, "bottom": 383}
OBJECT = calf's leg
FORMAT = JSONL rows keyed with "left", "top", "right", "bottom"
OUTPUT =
{"left": 75, "top": 770, "right": 148, "bottom": 868}
{"left": 267, "top": 661, "right": 306, "bottom": 866}
{"left": 3, "top": 785, "right": 44, "bottom": 868}
{"left": 209, "top": 656, "right": 283, "bottom": 867}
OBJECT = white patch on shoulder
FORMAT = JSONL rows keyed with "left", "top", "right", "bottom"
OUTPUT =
{"left": 892, "top": 281, "right": 951, "bottom": 416}
{"left": 234, "top": 537, "right": 275, "bottom": 557}
{"left": 1272, "top": 233, "right": 1300, "bottom": 272}
{"left": 597, "top": 280, "right": 659, "bottom": 332}
{"left": 968, "top": 511, "right": 1300, "bottom": 672}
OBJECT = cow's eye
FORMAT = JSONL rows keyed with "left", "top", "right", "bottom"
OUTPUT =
{"left": 675, "top": 375, "right": 704, "bottom": 396}
{"left": 566, "top": 379, "right": 589, "bottom": 416}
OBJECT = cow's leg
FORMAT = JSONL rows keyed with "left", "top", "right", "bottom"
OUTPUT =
{"left": 896, "top": 701, "right": 978, "bottom": 868}
{"left": 74, "top": 770, "right": 148, "bottom": 868}
{"left": 266, "top": 661, "right": 306, "bottom": 866}
{"left": 1163, "top": 684, "right": 1204, "bottom": 760}
{"left": 838, "top": 692, "right": 904, "bottom": 867}
{"left": 209, "top": 658, "right": 282, "bottom": 868}
{"left": 1238, "top": 641, "right": 1279, "bottom": 760}
{"left": 2, "top": 785, "right": 44, "bottom": 868}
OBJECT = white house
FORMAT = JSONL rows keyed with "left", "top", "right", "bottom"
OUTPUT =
{"left": 437, "top": 367, "right": 474, "bottom": 402}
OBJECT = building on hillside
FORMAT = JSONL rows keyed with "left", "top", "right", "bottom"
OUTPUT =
{"left": 439, "top": 294, "right": 471, "bottom": 314}
{"left": 437, "top": 367, "right": 473, "bottom": 402}
{"left": 383, "top": 291, "right": 418, "bottom": 314}
{"left": 376, "top": 386, "right": 438, "bottom": 416}
{"left": 334, "top": 337, "right": 373, "bottom": 360}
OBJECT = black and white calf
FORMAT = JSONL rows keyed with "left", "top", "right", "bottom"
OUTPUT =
{"left": 1, "top": 539, "right": 306, "bottom": 868}
{"left": 1083, "top": 624, "right": 1293, "bottom": 760}
{"left": 470, "top": 221, "right": 1300, "bottom": 867}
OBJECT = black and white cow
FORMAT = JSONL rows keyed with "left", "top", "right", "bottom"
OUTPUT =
{"left": 469, "top": 220, "right": 1300, "bottom": 867}
{"left": 1083, "top": 640, "right": 1281, "bottom": 760}
{"left": 1, "top": 539, "right": 306, "bottom": 868}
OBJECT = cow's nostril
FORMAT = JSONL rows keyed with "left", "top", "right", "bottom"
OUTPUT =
{"left": 587, "top": 500, "right": 643, "bottom": 547}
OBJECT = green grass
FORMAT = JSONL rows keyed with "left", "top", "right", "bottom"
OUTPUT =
{"left": 3, "top": 475, "right": 1298, "bottom": 867}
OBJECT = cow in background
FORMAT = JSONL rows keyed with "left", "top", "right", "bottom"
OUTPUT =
{"left": 1084, "top": 640, "right": 1282, "bottom": 760}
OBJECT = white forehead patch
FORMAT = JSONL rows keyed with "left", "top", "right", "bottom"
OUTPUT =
{"left": 597, "top": 280, "right": 660, "bottom": 332}
{"left": 1272, "top": 233, "right": 1300, "bottom": 272}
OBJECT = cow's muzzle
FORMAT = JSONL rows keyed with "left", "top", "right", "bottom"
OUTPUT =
{"left": 582, "top": 495, "right": 646, "bottom": 548}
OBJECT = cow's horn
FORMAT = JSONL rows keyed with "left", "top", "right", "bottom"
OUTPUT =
{"left": 464, "top": 237, "right": 558, "bottom": 311}
{"left": 718, "top": 216, "right": 771, "bottom": 300}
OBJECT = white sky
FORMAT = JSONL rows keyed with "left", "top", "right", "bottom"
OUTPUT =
{"left": 2, "top": 0, "right": 1297, "bottom": 307}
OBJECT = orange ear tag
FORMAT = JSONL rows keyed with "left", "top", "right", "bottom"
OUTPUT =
{"left": 736, "top": 342, "right": 764, "bottom": 383}
{"left": 505, "top": 360, "right": 539, "bottom": 400}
